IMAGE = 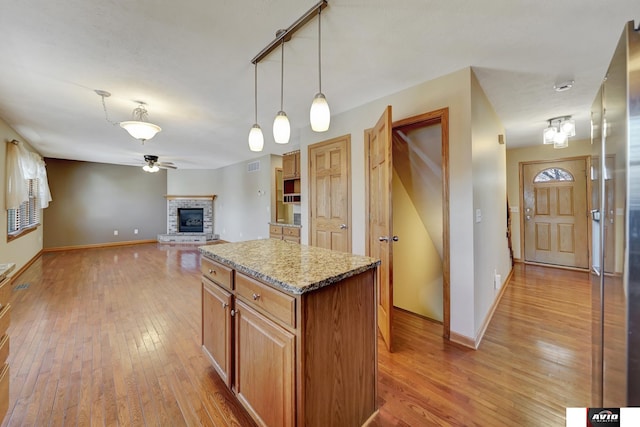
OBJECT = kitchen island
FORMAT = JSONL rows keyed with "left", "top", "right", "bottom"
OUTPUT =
{"left": 199, "top": 239, "right": 379, "bottom": 427}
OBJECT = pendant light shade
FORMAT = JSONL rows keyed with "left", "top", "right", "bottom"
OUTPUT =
{"left": 310, "top": 93, "right": 330, "bottom": 132}
{"left": 248, "top": 63, "right": 264, "bottom": 152}
{"left": 273, "top": 39, "right": 290, "bottom": 144}
{"left": 119, "top": 103, "right": 161, "bottom": 143}
{"left": 310, "top": 7, "right": 330, "bottom": 132}
{"left": 273, "top": 111, "right": 291, "bottom": 144}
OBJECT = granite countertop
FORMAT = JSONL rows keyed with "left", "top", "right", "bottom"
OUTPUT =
{"left": 269, "top": 222, "right": 301, "bottom": 228}
{"left": 0, "top": 263, "right": 15, "bottom": 282}
{"left": 199, "top": 239, "right": 379, "bottom": 295}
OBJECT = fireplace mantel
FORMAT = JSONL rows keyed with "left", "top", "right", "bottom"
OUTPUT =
{"left": 165, "top": 195, "right": 217, "bottom": 201}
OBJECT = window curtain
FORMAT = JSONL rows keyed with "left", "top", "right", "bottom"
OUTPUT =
{"left": 5, "top": 142, "right": 28, "bottom": 209}
{"left": 5, "top": 140, "right": 52, "bottom": 209}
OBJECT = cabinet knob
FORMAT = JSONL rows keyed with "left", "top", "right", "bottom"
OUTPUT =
{"left": 208, "top": 269, "right": 217, "bottom": 275}
{"left": 340, "top": 224, "right": 348, "bottom": 230}
{"left": 231, "top": 309, "right": 237, "bottom": 316}
{"left": 222, "top": 302, "right": 228, "bottom": 309}
{"left": 252, "top": 293, "right": 261, "bottom": 301}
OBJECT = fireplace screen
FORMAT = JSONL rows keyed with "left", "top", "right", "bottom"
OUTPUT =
{"left": 178, "top": 208, "right": 204, "bottom": 233}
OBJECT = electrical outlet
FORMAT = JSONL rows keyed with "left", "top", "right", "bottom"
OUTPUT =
{"left": 134, "top": 229, "right": 139, "bottom": 234}
{"left": 113, "top": 230, "right": 118, "bottom": 236}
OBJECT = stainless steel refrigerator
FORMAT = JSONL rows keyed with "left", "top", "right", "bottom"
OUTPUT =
{"left": 590, "top": 20, "right": 640, "bottom": 407}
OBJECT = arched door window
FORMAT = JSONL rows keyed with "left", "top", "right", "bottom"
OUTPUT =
{"left": 533, "top": 167, "right": 574, "bottom": 183}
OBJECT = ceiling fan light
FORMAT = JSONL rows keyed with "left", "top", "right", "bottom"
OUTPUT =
{"left": 273, "top": 111, "right": 290, "bottom": 144}
{"left": 120, "top": 121, "right": 161, "bottom": 142}
{"left": 248, "top": 124, "right": 264, "bottom": 152}
{"left": 142, "top": 164, "right": 160, "bottom": 173}
{"left": 310, "top": 93, "right": 330, "bottom": 132}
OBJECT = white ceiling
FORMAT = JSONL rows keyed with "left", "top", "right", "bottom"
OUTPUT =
{"left": 0, "top": 1, "right": 637, "bottom": 169}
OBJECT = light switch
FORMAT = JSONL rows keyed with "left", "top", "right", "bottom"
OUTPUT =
{"left": 475, "top": 209, "right": 482, "bottom": 223}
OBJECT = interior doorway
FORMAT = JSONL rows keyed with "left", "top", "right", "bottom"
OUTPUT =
{"left": 365, "top": 107, "right": 450, "bottom": 351}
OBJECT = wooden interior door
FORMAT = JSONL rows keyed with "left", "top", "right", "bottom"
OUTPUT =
{"left": 522, "top": 159, "right": 589, "bottom": 269}
{"left": 367, "top": 106, "right": 393, "bottom": 351}
{"left": 309, "top": 135, "right": 351, "bottom": 253}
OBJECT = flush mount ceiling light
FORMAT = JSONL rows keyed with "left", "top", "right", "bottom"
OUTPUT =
{"left": 249, "top": 0, "right": 329, "bottom": 150}
{"left": 543, "top": 116, "right": 575, "bottom": 149}
{"left": 95, "top": 90, "right": 162, "bottom": 144}
{"left": 553, "top": 80, "right": 575, "bottom": 92}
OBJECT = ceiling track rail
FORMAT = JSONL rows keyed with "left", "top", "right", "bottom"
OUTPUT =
{"left": 251, "top": 0, "right": 328, "bottom": 65}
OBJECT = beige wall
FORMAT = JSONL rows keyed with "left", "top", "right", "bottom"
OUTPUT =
{"left": 167, "top": 154, "right": 277, "bottom": 242}
{"left": 43, "top": 158, "right": 167, "bottom": 248}
{"left": 392, "top": 168, "right": 443, "bottom": 321}
{"left": 0, "top": 119, "right": 43, "bottom": 277}
{"left": 506, "top": 140, "right": 591, "bottom": 260}
{"left": 470, "top": 71, "right": 511, "bottom": 336}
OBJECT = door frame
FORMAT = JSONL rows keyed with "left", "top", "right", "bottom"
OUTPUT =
{"left": 364, "top": 107, "right": 450, "bottom": 339}
{"left": 518, "top": 155, "right": 592, "bottom": 270}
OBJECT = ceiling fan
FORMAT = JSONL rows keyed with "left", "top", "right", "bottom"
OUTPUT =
{"left": 142, "top": 154, "right": 177, "bottom": 172}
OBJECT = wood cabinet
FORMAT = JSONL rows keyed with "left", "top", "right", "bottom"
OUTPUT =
{"left": 269, "top": 225, "right": 301, "bottom": 244}
{"left": 0, "top": 277, "right": 10, "bottom": 423}
{"left": 202, "top": 277, "right": 233, "bottom": 387}
{"left": 283, "top": 151, "right": 301, "bottom": 204}
{"left": 235, "top": 300, "right": 295, "bottom": 427}
{"left": 282, "top": 151, "right": 300, "bottom": 179}
{"left": 200, "top": 254, "right": 377, "bottom": 427}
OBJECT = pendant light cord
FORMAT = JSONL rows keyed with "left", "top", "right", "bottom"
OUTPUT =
{"left": 318, "top": 7, "right": 322, "bottom": 93}
{"left": 254, "top": 63, "right": 258, "bottom": 123}
{"left": 280, "top": 39, "right": 285, "bottom": 110}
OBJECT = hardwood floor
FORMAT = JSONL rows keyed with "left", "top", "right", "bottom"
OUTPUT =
{"left": 2, "top": 245, "right": 590, "bottom": 426}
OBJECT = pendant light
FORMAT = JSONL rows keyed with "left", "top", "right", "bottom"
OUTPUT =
{"left": 248, "top": 63, "right": 264, "bottom": 151}
{"left": 273, "top": 38, "right": 291, "bottom": 144}
{"left": 310, "top": 7, "right": 330, "bottom": 132}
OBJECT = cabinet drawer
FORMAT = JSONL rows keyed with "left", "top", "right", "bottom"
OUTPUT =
{"left": 0, "top": 278, "right": 9, "bottom": 309}
{"left": 0, "top": 363, "right": 8, "bottom": 424}
{"left": 201, "top": 258, "right": 234, "bottom": 290}
{"left": 269, "top": 225, "right": 283, "bottom": 236}
{"left": 0, "top": 306, "right": 10, "bottom": 338}
{"left": 236, "top": 273, "right": 295, "bottom": 328}
{"left": 282, "top": 236, "right": 300, "bottom": 243}
{"left": 0, "top": 335, "right": 8, "bottom": 367}
{"left": 282, "top": 227, "right": 300, "bottom": 237}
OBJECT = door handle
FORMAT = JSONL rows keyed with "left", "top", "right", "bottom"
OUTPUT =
{"left": 392, "top": 235, "right": 399, "bottom": 242}
{"left": 378, "top": 236, "right": 389, "bottom": 242}
{"left": 526, "top": 215, "right": 531, "bottom": 221}
{"left": 340, "top": 224, "right": 348, "bottom": 229}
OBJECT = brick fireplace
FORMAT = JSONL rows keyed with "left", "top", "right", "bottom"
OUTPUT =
{"left": 158, "top": 195, "right": 216, "bottom": 243}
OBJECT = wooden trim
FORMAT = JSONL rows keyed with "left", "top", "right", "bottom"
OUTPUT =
{"left": 363, "top": 128, "right": 373, "bottom": 256}
{"left": 7, "top": 249, "right": 43, "bottom": 285}
{"left": 6, "top": 224, "right": 40, "bottom": 243}
{"left": 474, "top": 267, "right": 515, "bottom": 348}
{"left": 449, "top": 332, "right": 476, "bottom": 349}
{"left": 164, "top": 195, "right": 217, "bottom": 200}
{"left": 43, "top": 239, "right": 157, "bottom": 253}
{"left": 391, "top": 107, "right": 451, "bottom": 340}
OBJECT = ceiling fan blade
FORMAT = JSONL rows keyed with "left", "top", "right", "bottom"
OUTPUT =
{"left": 157, "top": 162, "right": 177, "bottom": 169}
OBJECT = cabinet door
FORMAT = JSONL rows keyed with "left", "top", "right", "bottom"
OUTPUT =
{"left": 202, "top": 278, "right": 233, "bottom": 388}
{"left": 235, "top": 300, "right": 295, "bottom": 427}
{"left": 282, "top": 153, "right": 297, "bottom": 179}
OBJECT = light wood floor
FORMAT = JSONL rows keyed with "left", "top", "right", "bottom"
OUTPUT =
{"left": 2, "top": 244, "right": 591, "bottom": 426}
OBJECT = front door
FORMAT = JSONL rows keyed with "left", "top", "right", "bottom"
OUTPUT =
{"left": 309, "top": 135, "right": 351, "bottom": 253}
{"left": 367, "top": 106, "right": 393, "bottom": 351}
{"left": 522, "top": 158, "right": 589, "bottom": 269}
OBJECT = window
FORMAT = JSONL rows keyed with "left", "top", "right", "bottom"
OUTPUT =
{"left": 7, "top": 178, "right": 40, "bottom": 236}
{"left": 533, "top": 167, "right": 574, "bottom": 183}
